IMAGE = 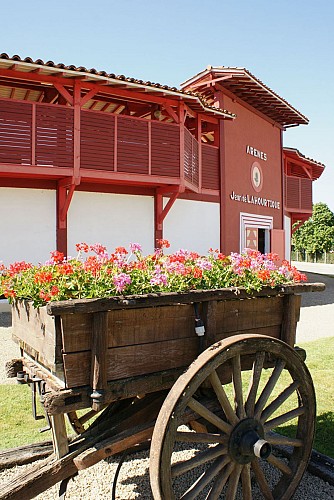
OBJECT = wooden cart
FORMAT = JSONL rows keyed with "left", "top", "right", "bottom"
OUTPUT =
{"left": 1, "top": 283, "right": 325, "bottom": 499}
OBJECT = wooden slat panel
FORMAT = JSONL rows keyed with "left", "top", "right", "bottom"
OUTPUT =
{"left": 0, "top": 100, "right": 32, "bottom": 164}
{"left": 184, "top": 128, "right": 199, "bottom": 187}
{"left": 300, "top": 177, "right": 312, "bottom": 210}
{"left": 285, "top": 176, "right": 300, "bottom": 209}
{"left": 36, "top": 105, "right": 74, "bottom": 168}
{"left": 117, "top": 116, "right": 149, "bottom": 174}
{"left": 80, "top": 110, "right": 114, "bottom": 170}
{"left": 151, "top": 121, "right": 180, "bottom": 177}
{"left": 202, "top": 144, "right": 219, "bottom": 190}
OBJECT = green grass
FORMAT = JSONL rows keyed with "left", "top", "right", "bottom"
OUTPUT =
{"left": 0, "top": 337, "right": 333, "bottom": 458}
{"left": 0, "top": 383, "right": 52, "bottom": 449}
{"left": 280, "top": 336, "right": 334, "bottom": 458}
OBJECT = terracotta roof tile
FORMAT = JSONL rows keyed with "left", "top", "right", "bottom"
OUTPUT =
{"left": 181, "top": 66, "right": 308, "bottom": 127}
{"left": 0, "top": 52, "right": 235, "bottom": 119}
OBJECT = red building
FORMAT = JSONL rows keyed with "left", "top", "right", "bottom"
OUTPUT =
{"left": 0, "top": 55, "right": 325, "bottom": 264}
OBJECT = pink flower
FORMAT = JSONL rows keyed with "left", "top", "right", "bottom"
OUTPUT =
{"left": 150, "top": 266, "right": 168, "bottom": 286}
{"left": 113, "top": 273, "right": 132, "bottom": 293}
{"left": 130, "top": 243, "right": 142, "bottom": 253}
{"left": 196, "top": 258, "right": 213, "bottom": 271}
{"left": 150, "top": 274, "right": 168, "bottom": 286}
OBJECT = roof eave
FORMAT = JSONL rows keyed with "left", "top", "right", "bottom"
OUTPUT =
{"left": 0, "top": 56, "right": 235, "bottom": 120}
{"left": 181, "top": 66, "right": 309, "bottom": 127}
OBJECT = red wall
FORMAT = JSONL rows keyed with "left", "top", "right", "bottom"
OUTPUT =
{"left": 221, "top": 94, "right": 283, "bottom": 254}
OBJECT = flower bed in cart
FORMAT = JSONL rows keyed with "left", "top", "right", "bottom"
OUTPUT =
{"left": 0, "top": 241, "right": 313, "bottom": 411}
{"left": 0, "top": 240, "right": 307, "bottom": 306}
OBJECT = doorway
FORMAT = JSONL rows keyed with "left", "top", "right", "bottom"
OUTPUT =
{"left": 240, "top": 213, "right": 273, "bottom": 254}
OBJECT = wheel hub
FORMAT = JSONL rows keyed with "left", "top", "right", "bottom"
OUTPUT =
{"left": 229, "top": 417, "right": 272, "bottom": 464}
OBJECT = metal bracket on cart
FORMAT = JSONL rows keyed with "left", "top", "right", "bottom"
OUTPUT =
{"left": 193, "top": 302, "right": 206, "bottom": 353}
{"left": 16, "top": 371, "right": 52, "bottom": 432}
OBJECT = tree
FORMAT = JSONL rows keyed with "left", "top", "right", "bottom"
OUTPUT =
{"left": 292, "top": 202, "right": 334, "bottom": 257}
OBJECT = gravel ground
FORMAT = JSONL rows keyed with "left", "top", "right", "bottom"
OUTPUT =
{"left": 1, "top": 444, "right": 333, "bottom": 499}
{"left": 1, "top": 272, "right": 333, "bottom": 498}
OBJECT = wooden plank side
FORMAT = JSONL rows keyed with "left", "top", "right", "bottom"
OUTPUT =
{"left": 47, "top": 283, "right": 325, "bottom": 316}
{"left": 280, "top": 294, "right": 301, "bottom": 347}
{"left": 214, "top": 324, "right": 282, "bottom": 344}
{"left": 62, "top": 336, "right": 199, "bottom": 388}
{"left": 60, "top": 304, "right": 196, "bottom": 352}
{"left": 215, "top": 296, "right": 284, "bottom": 334}
{"left": 11, "top": 302, "right": 60, "bottom": 371}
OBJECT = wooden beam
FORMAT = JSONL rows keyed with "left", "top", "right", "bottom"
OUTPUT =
{"left": 157, "top": 191, "right": 180, "bottom": 225}
{"left": 50, "top": 414, "right": 69, "bottom": 459}
{"left": 74, "top": 421, "right": 154, "bottom": 470}
{"left": 73, "top": 81, "right": 81, "bottom": 184}
{"left": 196, "top": 114, "right": 202, "bottom": 191}
{"left": 60, "top": 183, "right": 76, "bottom": 222}
{"left": 164, "top": 104, "right": 179, "bottom": 123}
{"left": 53, "top": 83, "right": 74, "bottom": 105}
{"left": 0, "top": 163, "right": 73, "bottom": 178}
{"left": 179, "top": 102, "right": 185, "bottom": 190}
{"left": 90, "top": 311, "right": 109, "bottom": 411}
{"left": 188, "top": 74, "right": 234, "bottom": 90}
{"left": 80, "top": 87, "right": 99, "bottom": 107}
{"left": 154, "top": 190, "right": 163, "bottom": 243}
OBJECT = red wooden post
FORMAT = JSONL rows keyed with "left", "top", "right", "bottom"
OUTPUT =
{"left": 56, "top": 183, "right": 67, "bottom": 255}
{"left": 196, "top": 114, "right": 202, "bottom": 191}
{"left": 73, "top": 81, "right": 81, "bottom": 184}
{"left": 31, "top": 103, "right": 36, "bottom": 165}
{"left": 154, "top": 191, "right": 163, "bottom": 247}
{"left": 179, "top": 102, "right": 185, "bottom": 190}
{"left": 214, "top": 91, "right": 227, "bottom": 255}
{"left": 114, "top": 115, "right": 118, "bottom": 172}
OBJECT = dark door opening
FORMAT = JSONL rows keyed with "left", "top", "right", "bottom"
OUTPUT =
{"left": 258, "top": 228, "right": 266, "bottom": 254}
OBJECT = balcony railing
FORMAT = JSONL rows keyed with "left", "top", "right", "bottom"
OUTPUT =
{"left": 0, "top": 98, "right": 222, "bottom": 193}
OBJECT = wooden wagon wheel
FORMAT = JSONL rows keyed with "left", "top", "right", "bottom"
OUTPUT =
{"left": 67, "top": 409, "right": 101, "bottom": 434}
{"left": 150, "top": 334, "right": 315, "bottom": 500}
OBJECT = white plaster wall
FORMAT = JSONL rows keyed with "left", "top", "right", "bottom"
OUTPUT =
{"left": 0, "top": 188, "right": 56, "bottom": 265}
{"left": 68, "top": 192, "right": 154, "bottom": 256}
{"left": 284, "top": 215, "right": 291, "bottom": 261}
{"left": 164, "top": 199, "right": 220, "bottom": 254}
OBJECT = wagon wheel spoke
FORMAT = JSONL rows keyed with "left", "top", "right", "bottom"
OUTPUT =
{"left": 260, "top": 381, "right": 300, "bottom": 422}
{"left": 241, "top": 463, "right": 252, "bottom": 500}
{"left": 254, "top": 359, "right": 286, "bottom": 419}
{"left": 266, "top": 434, "right": 302, "bottom": 447}
{"left": 245, "top": 351, "right": 265, "bottom": 417}
{"left": 225, "top": 463, "right": 243, "bottom": 500}
{"left": 171, "top": 444, "right": 226, "bottom": 478}
{"left": 67, "top": 409, "right": 100, "bottom": 434}
{"left": 251, "top": 459, "right": 274, "bottom": 500}
{"left": 209, "top": 370, "right": 239, "bottom": 425}
{"left": 267, "top": 454, "right": 292, "bottom": 475}
{"left": 150, "top": 335, "right": 316, "bottom": 500}
{"left": 264, "top": 406, "right": 305, "bottom": 431}
{"left": 180, "top": 455, "right": 230, "bottom": 499}
{"left": 187, "top": 397, "right": 232, "bottom": 435}
{"left": 232, "top": 354, "right": 246, "bottom": 419}
{"left": 175, "top": 430, "right": 228, "bottom": 444}
{"left": 207, "top": 461, "right": 235, "bottom": 499}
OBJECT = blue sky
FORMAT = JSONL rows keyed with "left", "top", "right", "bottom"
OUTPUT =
{"left": 1, "top": 0, "right": 333, "bottom": 211}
